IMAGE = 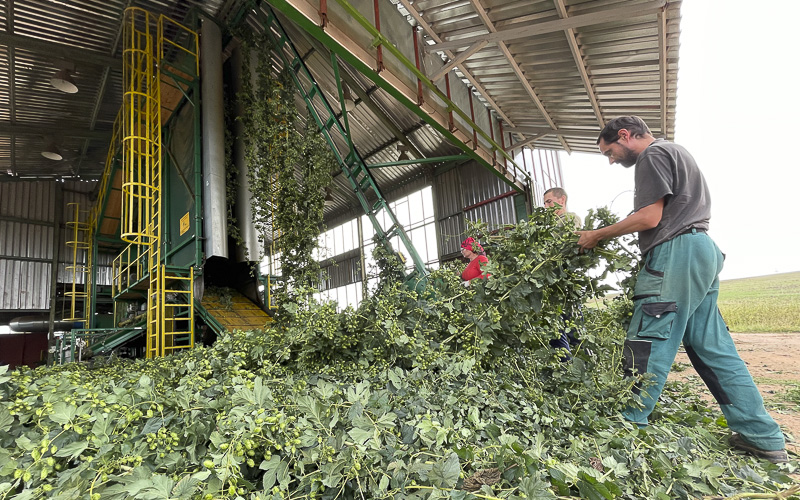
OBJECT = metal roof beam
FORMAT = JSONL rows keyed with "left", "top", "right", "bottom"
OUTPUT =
{"left": 6, "top": 0, "right": 16, "bottom": 176}
{"left": 395, "top": 0, "right": 516, "bottom": 128}
{"left": 553, "top": 0, "right": 604, "bottom": 128}
{"left": 658, "top": 8, "right": 668, "bottom": 137}
{"left": 429, "top": 40, "right": 487, "bottom": 83}
{"left": 0, "top": 31, "right": 121, "bottom": 68}
{"left": 504, "top": 133, "right": 545, "bottom": 152}
{"left": 0, "top": 123, "right": 111, "bottom": 140}
{"left": 506, "top": 126, "right": 599, "bottom": 138}
{"left": 425, "top": 0, "right": 667, "bottom": 53}
{"left": 467, "top": 0, "right": 570, "bottom": 152}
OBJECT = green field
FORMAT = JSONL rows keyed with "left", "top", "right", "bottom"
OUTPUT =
{"left": 718, "top": 271, "right": 800, "bottom": 333}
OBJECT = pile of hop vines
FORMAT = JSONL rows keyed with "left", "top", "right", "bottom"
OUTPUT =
{"left": 0, "top": 209, "right": 797, "bottom": 499}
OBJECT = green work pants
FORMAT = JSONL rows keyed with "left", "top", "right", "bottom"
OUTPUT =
{"left": 622, "top": 230, "right": 785, "bottom": 451}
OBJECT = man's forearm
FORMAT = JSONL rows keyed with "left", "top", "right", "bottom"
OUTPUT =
{"left": 596, "top": 209, "right": 659, "bottom": 239}
{"left": 577, "top": 198, "right": 663, "bottom": 250}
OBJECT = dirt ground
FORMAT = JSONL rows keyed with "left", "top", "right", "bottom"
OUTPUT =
{"left": 670, "top": 333, "right": 800, "bottom": 456}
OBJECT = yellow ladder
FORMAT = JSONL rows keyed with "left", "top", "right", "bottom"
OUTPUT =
{"left": 64, "top": 203, "right": 91, "bottom": 326}
{"left": 162, "top": 267, "right": 195, "bottom": 353}
{"left": 121, "top": 8, "right": 198, "bottom": 357}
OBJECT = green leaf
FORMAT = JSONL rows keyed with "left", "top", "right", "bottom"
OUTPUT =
{"left": 0, "top": 409, "right": 12, "bottom": 433}
{"left": 577, "top": 478, "right": 615, "bottom": 500}
{"left": 253, "top": 376, "right": 272, "bottom": 407}
{"left": 92, "top": 413, "right": 112, "bottom": 439}
{"left": 54, "top": 440, "right": 88, "bottom": 459}
{"left": 378, "top": 474, "right": 390, "bottom": 493}
{"left": 387, "top": 368, "right": 402, "bottom": 389}
{"left": 139, "top": 474, "right": 175, "bottom": 499}
{"left": 519, "top": 476, "right": 557, "bottom": 499}
{"left": 15, "top": 435, "right": 35, "bottom": 451}
{"left": 49, "top": 402, "right": 77, "bottom": 425}
{"left": 260, "top": 456, "right": 289, "bottom": 490}
{"left": 171, "top": 476, "right": 200, "bottom": 499}
{"left": 319, "top": 459, "right": 346, "bottom": 488}
{"left": 296, "top": 395, "right": 324, "bottom": 426}
{"left": 348, "top": 426, "right": 373, "bottom": 446}
{"left": 428, "top": 453, "right": 460, "bottom": 488}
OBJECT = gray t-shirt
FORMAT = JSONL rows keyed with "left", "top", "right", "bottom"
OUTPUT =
{"left": 634, "top": 140, "right": 711, "bottom": 254}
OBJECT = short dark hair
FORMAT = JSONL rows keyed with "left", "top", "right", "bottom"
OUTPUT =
{"left": 543, "top": 187, "right": 567, "bottom": 202}
{"left": 597, "top": 116, "right": 652, "bottom": 144}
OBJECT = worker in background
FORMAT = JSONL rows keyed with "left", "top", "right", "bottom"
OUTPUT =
{"left": 460, "top": 237, "right": 489, "bottom": 282}
{"left": 577, "top": 115, "right": 787, "bottom": 464}
{"left": 543, "top": 187, "right": 582, "bottom": 357}
{"left": 543, "top": 187, "right": 582, "bottom": 229}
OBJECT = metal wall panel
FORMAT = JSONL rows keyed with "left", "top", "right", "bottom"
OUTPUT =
{"left": 0, "top": 181, "right": 56, "bottom": 222}
{"left": 0, "top": 222, "right": 53, "bottom": 260}
{"left": 434, "top": 159, "right": 521, "bottom": 258}
{"left": 466, "top": 196, "right": 516, "bottom": 228}
{"left": 321, "top": 254, "right": 362, "bottom": 290}
{"left": 0, "top": 181, "right": 59, "bottom": 311}
{"left": 437, "top": 215, "right": 465, "bottom": 258}
{"left": 0, "top": 260, "right": 51, "bottom": 309}
{"left": 434, "top": 167, "right": 462, "bottom": 218}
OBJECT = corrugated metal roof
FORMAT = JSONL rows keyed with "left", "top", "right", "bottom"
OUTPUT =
{"left": 1, "top": 0, "right": 680, "bottom": 205}
{"left": 404, "top": 0, "right": 680, "bottom": 152}
{"left": 0, "top": 0, "right": 230, "bottom": 179}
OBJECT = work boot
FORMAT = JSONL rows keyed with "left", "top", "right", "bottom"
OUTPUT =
{"left": 729, "top": 433, "right": 789, "bottom": 464}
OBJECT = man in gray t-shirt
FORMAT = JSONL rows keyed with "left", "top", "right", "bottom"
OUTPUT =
{"left": 577, "top": 116, "right": 787, "bottom": 464}
{"left": 633, "top": 140, "right": 710, "bottom": 254}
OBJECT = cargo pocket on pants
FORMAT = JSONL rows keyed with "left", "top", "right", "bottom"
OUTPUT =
{"left": 634, "top": 301, "right": 677, "bottom": 340}
{"left": 623, "top": 339, "right": 652, "bottom": 395}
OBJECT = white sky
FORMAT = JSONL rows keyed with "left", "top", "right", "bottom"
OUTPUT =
{"left": 560, "top": 1, "right": 800, "bottom": 280}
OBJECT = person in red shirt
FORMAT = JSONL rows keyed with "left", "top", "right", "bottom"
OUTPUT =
{"left": 460, "top": 237, "right": 489, "bottom": 281}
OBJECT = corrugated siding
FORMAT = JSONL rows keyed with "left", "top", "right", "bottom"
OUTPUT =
{"left": 514, "top": 148, "right": 563, "bottom": 206}
{"left": 0, "top": 182, "right": 59, "bottom": 309}
{"left": 0, "top": 260, "right": 51, "bottom": 309}
{"left": 0, "top": 180, "right": 111, "bottom": 309}
{"left": 0, "top": 182, "right": 56, "bottom": 222}
{"left": 466, "top": 196, "right": 516, "bottom": 228}
{"left": 0, "top": 221, "right": 54, "bottom": 260}
{"left": 434, "top": 160, "right": 523, "bottom": 257}
{"left": 321, "top": 254, "right": 362, "bottom": 290}
{"left": 437, "top": 215, "right": 465, "bottom": 258}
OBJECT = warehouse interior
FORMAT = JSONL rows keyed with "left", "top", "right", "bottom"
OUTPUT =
{"left": 0, "top": 0, "right": 680, "bottom": 366}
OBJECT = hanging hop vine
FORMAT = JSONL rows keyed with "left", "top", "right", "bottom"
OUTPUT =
{"left": 237, "top": 32, "right": 333, "bottom": 322}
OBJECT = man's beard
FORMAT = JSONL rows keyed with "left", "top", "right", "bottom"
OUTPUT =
{"left": 618, "top": 145, "right": 639, "bottom": 168}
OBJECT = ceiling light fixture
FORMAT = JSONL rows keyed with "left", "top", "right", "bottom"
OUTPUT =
{"left": 341, "top": 83, "right": 357, "bottom": 112}
{"left": 41, "top": 141, "right": 63, "bottom": 161}
{"left": 50, "top": 68, "right": 78, "bottom": 94}
{"left": 396, "top": 144, "right": 410, "bottom": 162}
{"left": 323, "top": 187, "right": 336, "bottom": 206}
